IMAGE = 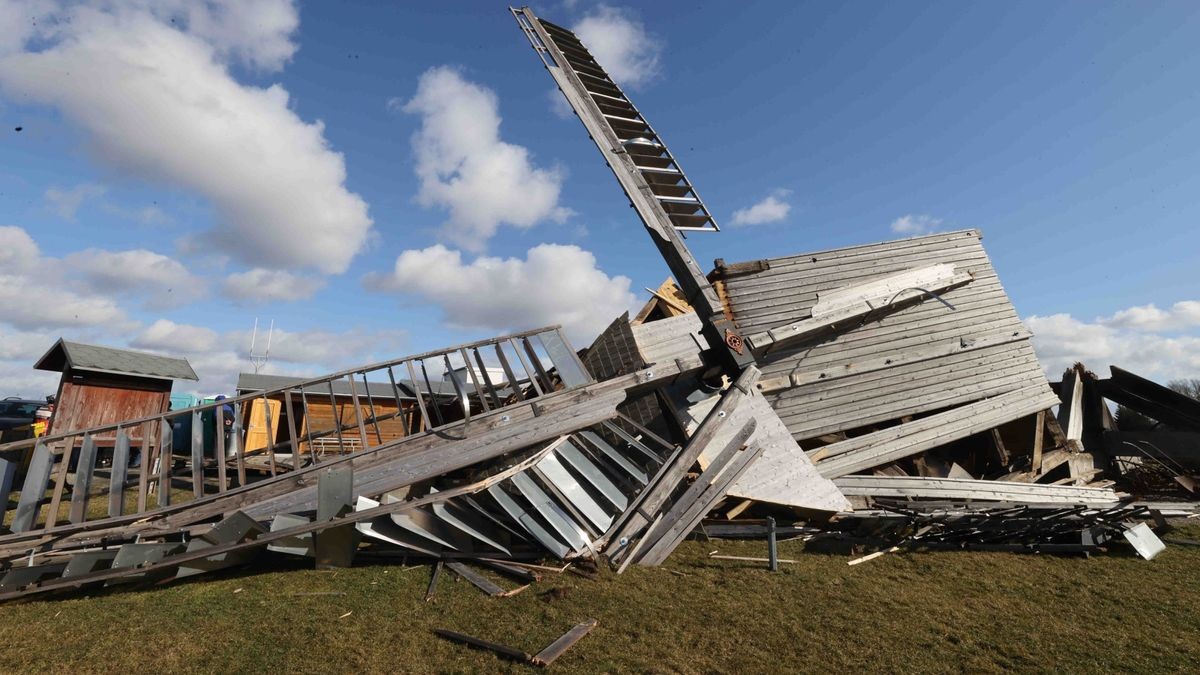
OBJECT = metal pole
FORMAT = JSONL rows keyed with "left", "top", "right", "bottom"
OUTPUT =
{"left": 767, "top": 516, "right": 778, "bottom": 572}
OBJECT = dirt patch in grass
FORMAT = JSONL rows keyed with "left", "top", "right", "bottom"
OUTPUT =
{"left": 2, "top": 526, "right": 1199, "bottom": 673}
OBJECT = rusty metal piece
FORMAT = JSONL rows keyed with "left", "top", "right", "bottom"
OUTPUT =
{"left": 724, "top": 329, "right": 745, "bottom": 355}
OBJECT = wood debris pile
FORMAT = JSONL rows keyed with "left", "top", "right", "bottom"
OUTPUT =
{"left": 0, "top": 6, "right": 1191, "bottom": 608}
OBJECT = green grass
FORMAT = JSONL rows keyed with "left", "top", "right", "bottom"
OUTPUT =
{"left": 2, "top": 527, "right": 1199, "bottom": 674}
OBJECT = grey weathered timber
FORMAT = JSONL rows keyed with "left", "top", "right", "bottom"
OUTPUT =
{"left": 636, "top": 419, "right": 758, "bottom": 552}
{"left": 745, "top": 270, "right": 974, "bottom": 351}
{"left": 833, "top": 475, "right": 1121, "bottom": 505}
{"left": 157, "top": 420, "right": 172, "bottom": 508}
{"left": 11, "top": 440, "right": 53, "bottom": 532}
{"left": 108, "top": 429, "right": 130, "bottom": 517}
{"left": 0, "top": 357, "right": 702, "bottom": 562}
{"left": 811, "top": 386, "right": 1061, "bottom": 479}
{"left": 758, "top": 327, "right": 1033, "bottom": 392}
{"left": 691, "top": 387, "right": 848, "bottom": 510}
{"left": 636, "top": 423, "right": 767, "bottom": 566}
{"left": 446, "top": 561, "right": 505, "bottom": 596}
{"left": 191, "top": 408, "right": 204, "bottom": 497}
{"left": 716, "top": 230, "right": 1052, "bottom": 442}
{"left": 532, "top": 619, "right": 599, "bottom": 667}
{"left": 605, "top": 366, "right": 760, "bottom": 556}
{"left": 68, "top": 435, "right": 99, "bottom": 524}
{"left": 511, "top": 7, "right": 754, "bottom": 375}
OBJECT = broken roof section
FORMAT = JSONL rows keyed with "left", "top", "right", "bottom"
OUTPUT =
{"left": 34, "top": 339, "right": 198, "bottom": 381}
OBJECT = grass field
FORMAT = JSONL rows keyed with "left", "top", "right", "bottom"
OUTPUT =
{"left": 1, "top": 525, "right": 1198, "bottom": 674}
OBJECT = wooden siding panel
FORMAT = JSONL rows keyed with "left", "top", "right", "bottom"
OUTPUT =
{"left": 721, "top": 231, "right": 1053, "bottom": 441}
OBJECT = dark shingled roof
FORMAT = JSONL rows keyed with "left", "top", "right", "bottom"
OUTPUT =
{"left": 34, "top": 339, "right": 198, "bottom": 381}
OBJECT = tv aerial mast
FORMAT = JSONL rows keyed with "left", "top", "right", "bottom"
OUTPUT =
{"left": 248, "top": 318, "right": 274, "bottom": 374}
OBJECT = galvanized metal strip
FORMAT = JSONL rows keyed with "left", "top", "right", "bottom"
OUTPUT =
{"left": 557, "top": 440, "right": 628, "bottom": 511}
{"left": 443, "top": 354, "right": 471, "bottom": 423}
{"left": 431, "top": 499, "right": 511, "bottom": 555}
{"left": 535, "top": 452, "right": 613, "bottom": 531}
{"left": 471, "top": 348, "right": 503, "bottom": 409}
{"left": 260, "top": 394, "right": 278, "bottom": 476}
{"left": 418, "top": 360, "right": 446, "bottom": 428}
{"left": 510, "top": 473, "right": 589, "bottom": 552}
{"left": 578, "top": 430, "right": 647, "bottom": 486}
{"left": 487, "top": 485, "right": 571, "bottom": 559}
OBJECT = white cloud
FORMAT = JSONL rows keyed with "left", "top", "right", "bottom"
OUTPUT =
{"left": 547, "top": 87, "right": 575, "bottom": 119}
{"left": 1098, "top": 301, "right": 1200, "bottom": 333}
{"left": 731, "top": 190, "right": 791, "bottom": 226}
{"left": 573, "top": 5, "right": 661, "bottom": 88}
{"left": 131, "top": 319, "right": 218, "bottom": 353}
{"left": 0, "top": 225, "right": 40, "bottom": 272}
{"left": 891, "top": 214, "right": 943, "bottom": 236}
{"left": 1026, "top": 308, "right": 1200, "bottom": 381}
{"left": 367, "top": 243, "right": 636, "bottom": 343}
{"left": 403, "top": 66, "right": 570, "bottom": 251}
{"left": 65, "top": 248, "right": 204, "bottom": 309}
{"left": 222, "top": 268, "right": 325, "bottom": 303}
{"left": 0, "top": 226, "right": 204, "bottom": 329}
{"left": 45, "top": 183, "right": 106, "bottom": 221}
{"left": 253, "top": 327, "right": 407, "bottom": 368}
{"left": 0, "top": 1, "right": 372, "bottom": 275}
{"left": 0, "top": 272, "right": 126, "bottom": 331}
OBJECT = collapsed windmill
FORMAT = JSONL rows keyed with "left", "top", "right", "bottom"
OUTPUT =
{"left": 0, "top": 7, "right": 1171, "bottom": 601}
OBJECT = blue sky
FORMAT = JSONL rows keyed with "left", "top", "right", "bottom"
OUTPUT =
{"left": 1, "top": 0, "right": 1197, "bottom": 397}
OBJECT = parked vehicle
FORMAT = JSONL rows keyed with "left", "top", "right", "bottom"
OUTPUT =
{"left": 0, "top": 397, "right": 45, "bottom": 432}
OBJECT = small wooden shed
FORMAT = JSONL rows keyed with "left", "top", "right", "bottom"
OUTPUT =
{"left": 235, "top": 373, "right": 462, "bottom": 458}
{"left": 34, "top": 339, "right": 198, "bottom": 444}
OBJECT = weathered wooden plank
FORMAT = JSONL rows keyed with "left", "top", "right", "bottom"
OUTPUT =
{"left": 813, "top": 387, "right": 1062, "bottom": 478}
{"left": 0, "top": 358, "right": 703, "bottom": 557}
{"left": 68, "top": 435, "right": 99, "bottom": 524}
{"left": 746, "top": 271, "right": 974, "bottom": 350}
{"left": 833, "top": 475, "right": 1120, "bottom": 504}
{"left": 1032, "top": 410, "right": 1046, "bottom": 473}
{"left": 532, "top": 619, "right": 598, "bottom": 667}
{"left": 446, "top": 562, "right": 505, "bottom": 596}
{"left": 759, "top": 327, "right": 1034, "bottom": 392}
{"left": 11, "top": 441, "right": 53, "bottom": 533}
{"left": 605, "top": 366, "right": 760, "bottom": 557}
{"left": 636, "top": 426, "right": 767, "bottom": 566}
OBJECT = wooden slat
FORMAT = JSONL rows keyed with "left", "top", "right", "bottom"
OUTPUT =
{"left": 533, "top": 619, "right": 598, "bottom": 667}
{"left": 812, "top": 387, "right": 1062, "bottom": 479}
{"left": 109, "top": 429, "right": 130, "bottom": 517}
{"left": 11, "top": 441, "right": 53, "bottom": 532}
{"left": 68, "top": 435, "right": 98, "bottom": 524}
{"left": 214, "top": 405, "right": 228, "bottom": 491}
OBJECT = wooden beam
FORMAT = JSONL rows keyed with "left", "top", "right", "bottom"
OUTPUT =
{"left": 1032, "top": 410, "right": 1046, "bottom": 473}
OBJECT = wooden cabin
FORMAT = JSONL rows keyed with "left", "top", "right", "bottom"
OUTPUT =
{"left": 235, "top": 373, "right": 464, "bottom": 458}
{"left": 34, "top": 339, "right": 198, "bottom": 445}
